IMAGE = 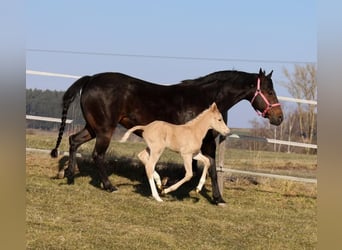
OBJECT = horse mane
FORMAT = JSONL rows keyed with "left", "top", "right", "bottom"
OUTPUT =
{"left": 184, "top": 106, "right": 212, "bottom": 126}
{"left": 180, "top": 70, "right": 249, "bottom": 86}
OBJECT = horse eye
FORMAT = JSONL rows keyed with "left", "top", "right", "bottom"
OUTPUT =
{"left": 268, "top": 91, "right": 273, "bottom": 95}
{"left": 218, "top": 118, "right": 222, "bottom": 122}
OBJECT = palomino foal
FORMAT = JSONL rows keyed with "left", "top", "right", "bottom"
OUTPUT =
{"left": 120, "top": 102, "right": 230, "bottom": 202}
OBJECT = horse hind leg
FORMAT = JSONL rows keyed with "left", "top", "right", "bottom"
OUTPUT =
{"left": 92, "top": 131, "right": 118, "bottom": 192}
{"left": 64, "top": 126, "right": 94, "bottom": 184}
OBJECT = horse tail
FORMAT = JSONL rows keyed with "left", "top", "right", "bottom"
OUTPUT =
{"left": 119, "top": 125, "right": 145, "bottom": 143}
{"left": 50, "top": 76, "right": 91, "bottom": 158}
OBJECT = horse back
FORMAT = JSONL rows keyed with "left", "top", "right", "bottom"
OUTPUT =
{"left": 79, "top": 72, "right": 207, "bottom": 130}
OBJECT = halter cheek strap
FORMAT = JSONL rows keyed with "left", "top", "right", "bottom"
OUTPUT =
{"left": 250, "top": 78, "right": 281, "bottom": 117}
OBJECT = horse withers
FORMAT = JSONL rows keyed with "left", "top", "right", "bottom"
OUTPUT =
{"left": 51, "top": 68, "right": 283, "bottom": 205}
{"left": 120, "top": 102, "right": 230, "bottom": 202}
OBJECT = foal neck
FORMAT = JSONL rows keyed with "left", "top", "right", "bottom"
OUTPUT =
{"left": 185, "top": 109, "right": 213, "bottom": 135}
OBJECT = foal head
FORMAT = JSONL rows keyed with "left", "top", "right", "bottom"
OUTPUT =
{"left": 207, "top": 103, "right": 230, "bottom": 136}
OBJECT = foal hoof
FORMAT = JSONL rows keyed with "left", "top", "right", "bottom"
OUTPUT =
{"left": 57, "top": 170, "right": 65, "bottom": 179}
{"left": 161, "top": 177, "right": 169, "bottom": 187}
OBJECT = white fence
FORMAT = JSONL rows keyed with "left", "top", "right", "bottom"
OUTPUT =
{"left": 26, "top": 114, "right": 73, "bottom": 124}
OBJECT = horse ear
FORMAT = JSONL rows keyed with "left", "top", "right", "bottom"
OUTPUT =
{"left": 267, "top": 70, "right": 273, "bottom": 78}
{"left": 259, "top": 68, "right": 263, "bottom": 76}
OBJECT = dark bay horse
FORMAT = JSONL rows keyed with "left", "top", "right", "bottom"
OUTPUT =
{"left": 51, "top": 68, "right": 283, "bottom": 205}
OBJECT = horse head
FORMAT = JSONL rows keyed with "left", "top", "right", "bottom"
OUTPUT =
{"left": 250, "top": 68, "right": 284, "bottom": 126}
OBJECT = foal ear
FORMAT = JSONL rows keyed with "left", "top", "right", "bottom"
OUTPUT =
{"left": 210, "top": 102, "right": 218, "bottom": 111}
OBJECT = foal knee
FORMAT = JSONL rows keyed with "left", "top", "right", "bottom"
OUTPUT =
{"left": 184, "top": 172, "right": 193, "bottom": 182}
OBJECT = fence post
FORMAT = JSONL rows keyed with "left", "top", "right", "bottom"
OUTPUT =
{"left": 217, "top": 135, "right": 226, "bottom": 196}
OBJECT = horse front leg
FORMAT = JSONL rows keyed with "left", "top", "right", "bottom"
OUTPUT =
{"left": 202, "top": 134, "right": 226, "bottom": 205}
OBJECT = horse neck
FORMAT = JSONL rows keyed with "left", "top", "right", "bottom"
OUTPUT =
{"left": 185, "top": 109, "right": 213, "bottom": 138}
{"left": 200, "top": 72, "right": 256, "bottom": 111}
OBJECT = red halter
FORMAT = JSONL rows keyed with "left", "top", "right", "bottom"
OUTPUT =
{"left": 250, "top": 78, "right": 281, "bottom": 117}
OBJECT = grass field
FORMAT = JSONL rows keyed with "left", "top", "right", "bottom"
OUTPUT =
{"left": 26, "top": 130, "right": 317, "bottom": 249}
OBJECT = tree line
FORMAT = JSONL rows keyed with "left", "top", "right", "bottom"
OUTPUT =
{"left": 26, "top": 89, "right": 84, "bottom": 131}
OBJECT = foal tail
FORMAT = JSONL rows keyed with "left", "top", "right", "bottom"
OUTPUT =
{"left": 50, "top": 76, "right": 91, "bottom": 158}
{"left": 119, "top": 125, "right": 145, "bottom": 143}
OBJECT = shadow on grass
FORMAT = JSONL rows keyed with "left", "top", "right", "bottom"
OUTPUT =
{"left": 55, "top": 155, "right": 213, "bottom": 203}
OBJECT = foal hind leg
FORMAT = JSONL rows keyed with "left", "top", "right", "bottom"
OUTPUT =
{"left": 92, "top": 132, "right": 117, "bottom": 192}
{"left": 193, "top": 153, "right": 211, "bottom": 193}
{"left": 143, "top": 148, "right": 164, "bottom": 202}
{"left": 65, "top": 126, "right": 94, "bottom": 184}
{"left": 138, "top": 148, "right": 162, "bottom": 190}
{"left": 162, "top": 153, "right": 193, "bottom": 195}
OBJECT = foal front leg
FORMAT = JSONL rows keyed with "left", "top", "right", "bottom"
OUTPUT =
{"left": 193, "top": 153, "right": 211, "bottom": 193}
{"left": 162, "top": 153, "right": 193, "bottom": 195}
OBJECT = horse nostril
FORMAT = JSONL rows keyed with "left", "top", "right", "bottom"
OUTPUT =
{"left": 279, "top": 115, "right": 283, "bottom": 123}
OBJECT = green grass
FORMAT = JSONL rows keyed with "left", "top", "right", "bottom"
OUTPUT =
{"left": 26, "top": 130, "right": 317, "bottom": 249}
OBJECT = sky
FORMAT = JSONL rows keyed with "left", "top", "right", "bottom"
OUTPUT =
{"left": 26, "top": 1, "right": 316, "bottom": 128}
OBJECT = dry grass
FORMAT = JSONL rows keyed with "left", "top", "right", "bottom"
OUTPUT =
{"left": 26, "top": 130, "right": 317, "bottom": 249}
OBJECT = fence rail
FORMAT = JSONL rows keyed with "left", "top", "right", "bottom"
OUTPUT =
{"left": 228, "top": 134, "right": 317, "bottom": 149}
{"left": 26, "top": 115, "right": 73, "bottom": 124}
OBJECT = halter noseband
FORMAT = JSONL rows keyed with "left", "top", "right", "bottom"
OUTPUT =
{"left": 250, "top": 78, "right": 281, "bottom": 117}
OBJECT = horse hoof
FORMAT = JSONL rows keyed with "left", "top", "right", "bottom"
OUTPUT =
{"left": 107, "top": 186, "right": 119, "bottom": 193}
{"left": 67, "top": 178, "right": 75, "bottom": 185}
{"left": 217, "top": 202, "right": 227, "bottom": 207}
{"left": 213, "top": 198, "right": 226, "bottom": 206}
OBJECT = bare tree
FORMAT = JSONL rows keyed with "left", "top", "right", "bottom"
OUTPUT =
{"left": 282, "top": 64, "right": 317, "bottom": 153}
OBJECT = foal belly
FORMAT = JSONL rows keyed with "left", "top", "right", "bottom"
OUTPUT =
{"left": 166, "top": 131, "right": 200, "bottom": 154}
